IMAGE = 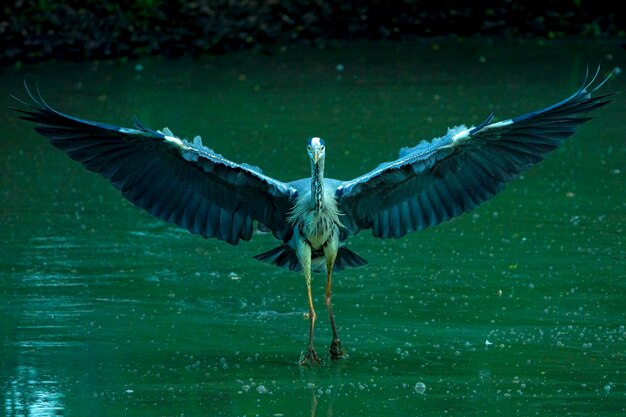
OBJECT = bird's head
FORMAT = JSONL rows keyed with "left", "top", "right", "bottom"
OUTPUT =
{"left": 307, "top": 137, "right": 326, "bottom": 165}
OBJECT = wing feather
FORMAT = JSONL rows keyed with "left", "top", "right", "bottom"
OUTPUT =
{"left": 337, "top": 69, "right": 614, "bottom": 239}
{"left": 14, "top": 84, "right": 297, "bottom": 244}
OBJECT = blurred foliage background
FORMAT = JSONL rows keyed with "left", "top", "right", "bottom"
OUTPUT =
{"left": 1, "top": 0, "right": 624, "bottom": 64}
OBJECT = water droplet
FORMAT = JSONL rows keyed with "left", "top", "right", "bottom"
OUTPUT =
{"left": 257, "top": 385, "right": 268, "bottom": 394}
{"left": 414, "top": 382, "right": 426, "bottom": 394}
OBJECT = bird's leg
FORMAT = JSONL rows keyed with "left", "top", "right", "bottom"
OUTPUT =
{"left": 299, "top": 243, "right": 320, "bottom": 366}
{"left": 324, "top": 238, "right": 343, "bottom": 359}
{"left": 325, "top": 266, "right": 343, "bottom": 358}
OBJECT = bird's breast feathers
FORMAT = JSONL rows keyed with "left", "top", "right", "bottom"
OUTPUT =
{"left": 301, "top": 210, "right": 339, "bottom": 249}
{"left": 288, "top": 190, "right": 342, "bottom": 249}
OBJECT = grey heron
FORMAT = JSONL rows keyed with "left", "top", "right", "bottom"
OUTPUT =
{"left": 14, "top": 69, "right": 613, "bottom": 365}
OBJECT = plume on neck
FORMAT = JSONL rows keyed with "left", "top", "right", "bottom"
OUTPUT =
{"left": 311, "top": 157, "right": 325, "bottom": 212}
{"left": 287, "top": 154, "right": 342, "bottom": 236}
{"left": 287, "top": 185, "right": 342, "bottom": 241}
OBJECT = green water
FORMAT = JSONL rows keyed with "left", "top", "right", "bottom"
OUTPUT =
{"left": 1, "top": 39, "right": 625, "bottom": 416}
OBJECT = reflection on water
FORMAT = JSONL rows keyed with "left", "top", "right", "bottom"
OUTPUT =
{"left": 309, "top": 386, "right": 334, "bottom": 417}
{"left": 5, "top": 366, "right": 64, "bottom": 417}
{"left": 1, "top": 39, "right": 625, "bottom": 416}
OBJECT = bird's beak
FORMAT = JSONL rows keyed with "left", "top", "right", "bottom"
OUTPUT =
{"left": 313, "top": 149, "right": 321, "bottom": 164}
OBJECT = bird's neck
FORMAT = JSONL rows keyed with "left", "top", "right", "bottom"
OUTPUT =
{"left": 311, "top": 160, "right": 325, "bottom": 212}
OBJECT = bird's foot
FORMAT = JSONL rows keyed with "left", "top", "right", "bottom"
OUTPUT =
{"left": 300, "top": 345, "right": 321, "bottom": 366}
{"left": 329, "top": 338, "right": 344, "bottom": 359}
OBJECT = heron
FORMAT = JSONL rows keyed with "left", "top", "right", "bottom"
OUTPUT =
{"left": 13, "top": 69, "right": 613, "bottom": 365}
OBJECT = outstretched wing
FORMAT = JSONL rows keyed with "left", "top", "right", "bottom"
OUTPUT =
{"left": 14, "top": 84, "right": 297, "bottom": 244}
{"left": 336, "top": 69, "right": 614, "bottom": 239}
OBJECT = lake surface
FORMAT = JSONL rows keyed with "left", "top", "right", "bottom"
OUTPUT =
{"left": 1, "top": 39, "right": 625, "bottom": 417}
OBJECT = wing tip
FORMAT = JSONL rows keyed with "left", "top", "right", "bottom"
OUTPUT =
{"left": 581, "top": 64, "right": 616, "bottom": 96}
{"left": 10, "top": 80, "right": 40, "bottom": 110}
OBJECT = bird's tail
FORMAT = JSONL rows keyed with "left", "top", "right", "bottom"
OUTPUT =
{"left": 254, "top": 244, "right": 368, "bottom": 272}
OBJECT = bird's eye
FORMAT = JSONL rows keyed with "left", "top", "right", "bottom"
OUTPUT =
{"left": 307, "top": 146, "right": 311, "bottom": 151}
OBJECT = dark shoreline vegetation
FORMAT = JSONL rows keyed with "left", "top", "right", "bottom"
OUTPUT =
{"left": 1, "top": 1, "right": 625, "bottom": 65}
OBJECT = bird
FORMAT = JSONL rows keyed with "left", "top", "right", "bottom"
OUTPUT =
{"left": 13, "top": 68, "right": 613, "bottom": 366}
